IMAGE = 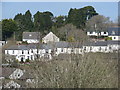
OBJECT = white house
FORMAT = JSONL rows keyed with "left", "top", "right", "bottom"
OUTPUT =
{"left": 0, "top": 41, "right": 7, "bottom": 47}
{"left": 1, "top": 67, "right": 34, "bottom": 88}
{"left": 87, "top": 31, "right": 108, "bottom": 37}
{"left": 108, "top": 27, "right": 120, "bottom": 41}
{"left": 5, "top": 44, "right": 37, "bottom": 62}
{"left": 42, "top": 32, "right": 60, "bottom": 43}
{"left": 23, "top": 32, "right": 40, "bottom": 43}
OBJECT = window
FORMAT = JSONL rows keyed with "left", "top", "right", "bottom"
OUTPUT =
{"left": 31, "top": 50, "right": 33, "bottom": 53}
{"left": 84, "top": 47, "right": 86, "bottom": 51}
{"left": 13, "top": 50, "right": 14, "bottom": 54}
{"left": 46, "top": 50, "right": 48, "bottom": 53}
{"left": 7, "top": 50, "right": 9, "bottom": 54}
{"left": 61, "top": 49, "right": 64, "bottom": 52}
{"left": 90, "top": 47, "right": 92, "bottom": 51}
{"left": 37, "top": 49, "right": 39, "bottom": 54}
{"left": 90, "top": 32, "right": 92, "bottom": 34}
{"left": 109, "top": 46, "right": 112, "bottom": 49}
{"left": 31, "top": 55, "right": 33, "bottom": 60}
{"left": 22, "top": 50, "right": 24, "bottom": 54}
{"left": 28, "top": 50, "right": 29, "bottom": 54}
{"left": 104, "top": 32, "right": 107, "bottom": 34}
{"left": 71, "top": 49, "right": 74, "bottom": 53}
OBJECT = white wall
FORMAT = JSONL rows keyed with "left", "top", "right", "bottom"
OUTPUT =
{"left": 9, "top": 69, "right": 24, "bottom": 79}
{"left": 87, "top": 32, "right": 98, "bottom": 36}
{"left": 101, "top": 32, "right": 108, "bottom": 36}
{"left": 109, "top": 36, "right": 120, "bottom": 41}
{"left": 87, "top": 31, "right": 108, "bottom": 36}
{"left": 23, "top": 39, "right": 39, "bottom": 43}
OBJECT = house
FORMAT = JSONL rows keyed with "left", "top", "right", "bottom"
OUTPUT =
{"left": 83, "top": 41, "right": 109, "bottom": 53}
{"left": 87, "top": 31, "right": 108, "bottom": 37}
{"left": 5, "top": 44, "right": 38, "bottom": 62}
{"left": 0, "top": 41, "right": 7, "bottom": 47}
{"left": 83, "top": 41, "right": 120, "bottom": 53}
{"left": 42, "top": 32, "right": 60, "bottom": 43}
{"left": 108, "top": 27, "right": 120, "bottom": 41}
{"left": 1, "top": 67, "right": 34, "bottom": 88}
{"left": 23, "top": 32, "right": 40, "bottom": 43}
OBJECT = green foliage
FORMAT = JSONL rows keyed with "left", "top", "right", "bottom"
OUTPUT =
{"left": 26, "top": 59, "right": 30, "bottom": 62}
{"left": 22, "top": 41, "right": 28, "bottom": 44}
{"left": 54, "top": 15, "right": 66, "bottom": 28}
{"left": 67, "top": 6, "right": 98, "bottom": 29}
{"left": 105, "top": 37, "right": 112, "bottom": 41}
{"left": 34, "top": 11, "right": 53, "bottom": 33}
{"left": 2, "top": 19, "right": 18, "bottom": 40}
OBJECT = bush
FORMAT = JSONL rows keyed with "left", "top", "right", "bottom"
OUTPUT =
{"left": 22, "top": 41, "right": 28, "bottom": 44}
{"left": 26, "top": 59, "right": 30, "bottom": 62}
{"left": 105, "top": 37, "right": 112, "bottom": 41}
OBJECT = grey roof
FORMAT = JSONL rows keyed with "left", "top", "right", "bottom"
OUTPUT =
{"left": 6, "top": 44, "right": 38, "bottom": 50}
{"left": 41, "top": 41, "right": 82, "bottom": 50}
{"left": 108, "top": 27, "right": 120, "bottom": 36}
{"left": 23, "top": 32, "right": 40, "bottom": 39}
{"left": 5, "top": 41, "right": 120, "bottom": 50}
{"left": 1, "top": 67, "right": 16, "bottom": 78}
{"left": 84, "top": 41, "right": 107, "bottom": 46}
{"left": 107, "top": 40, "right": 120, "bottom": 45}
{"left": 84, "top": 40, "right": 120, "bottom": 46}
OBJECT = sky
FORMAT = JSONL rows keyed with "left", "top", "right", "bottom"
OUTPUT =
{"left": 1, "top": 2, "right": 118, "bottom": 22}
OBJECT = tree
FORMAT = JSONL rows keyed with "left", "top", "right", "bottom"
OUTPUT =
{"left": 86, "top": 15, "right": 112, "bottom": 32}
{"left": 14, "top": 10, "right": 34, "bottom": 40}
{"left": 34, "top": 11, "right": 54, "bottom": 34}
{"left": 26, "top": 53, "right": 118, "bottom": 88}
{"left": 67, "top": 6, "right": 98, "bottom": 29}
{"left": 56, "top": 24, "right": 89, "bottom": 43}
{"left": 53, "top": 15, "right": 66, "bottom": 28}
{"left": 2, "top": 19, "right": 18, "bottom": 40}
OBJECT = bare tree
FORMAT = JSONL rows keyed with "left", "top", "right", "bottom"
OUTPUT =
{"left": 86, "top": 15, "right": 113, "bottom": 32}
{"left": 26, "top": 52, "right": 118, "bottom": 88}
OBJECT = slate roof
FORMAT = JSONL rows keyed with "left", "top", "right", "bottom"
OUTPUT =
{"left": 6, "top": 44, "right": 38, "bottom": 50}
{"left": 23, "top": 32, "right": 40, "bottom": 39}
{"left": 84, "top": 40, "right": 120, "bottom": 46}
{"left": 84, "top": 41, "right": 108, "bottom": 46}
{"left": 108, "top": 27, "right": 120, "bottom": 36}
{"left": 1, "top": 67, "right": 16, "bottom": 78}
{"left": 5, "top": 41, "right": 120, "bottom": 50}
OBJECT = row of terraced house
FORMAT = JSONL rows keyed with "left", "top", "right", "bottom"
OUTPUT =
{"left": 3, "top": 27, "right": 120, "bottom": 62}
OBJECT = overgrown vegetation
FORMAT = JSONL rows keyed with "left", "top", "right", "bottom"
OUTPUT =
{"left": 22, "top": 53, "right": 118, "bottom": 88}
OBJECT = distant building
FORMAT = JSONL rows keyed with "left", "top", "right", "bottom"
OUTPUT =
{"left": 42, "top": 32, "right": 60, "bottom": 43}
{"left": 1, "top": 67, "right": 34, "bottom": 88}
{"left": 87, "top": 31, "right": 108, "bottom": 37}
{"left": 0, "top": 41, "right": 7, "bottom": 47}
{"left": 108, "top": 27, "right": 120, "bottom": 41}
{"left": 23, "top": 32, "right": 40, "bottom": 43}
